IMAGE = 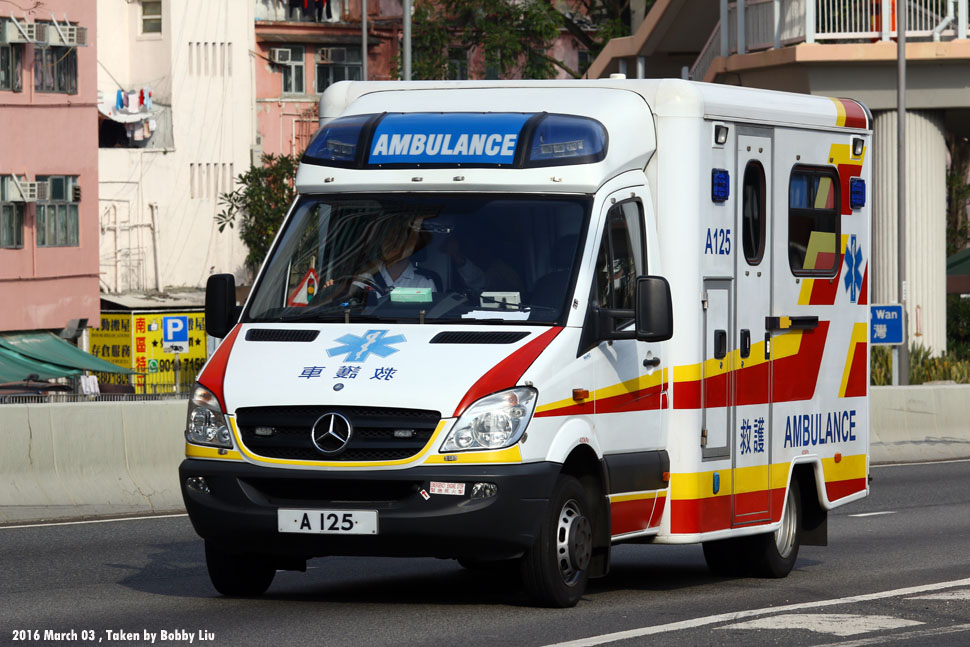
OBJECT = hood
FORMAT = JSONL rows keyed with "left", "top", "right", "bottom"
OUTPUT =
{"left": 220, "top": 323, "right": 559, "bottom": 418}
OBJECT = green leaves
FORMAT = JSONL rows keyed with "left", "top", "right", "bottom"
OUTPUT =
{"left": 408, "top": 0, "right": 643, "bottom": 81}
{"left": 216, "top": 153, "right": 299, "bottom": 275}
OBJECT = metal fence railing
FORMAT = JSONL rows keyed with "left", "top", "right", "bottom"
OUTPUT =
{"left": 0, "top": 392, "right": 189, "bottom": 405}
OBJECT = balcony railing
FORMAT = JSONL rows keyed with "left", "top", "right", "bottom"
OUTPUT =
{"left": 691, "top": 0, "right": 969, "bottom": 81}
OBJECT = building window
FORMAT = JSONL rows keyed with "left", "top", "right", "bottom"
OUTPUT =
{"left": 788, "top": 166, "right": 840, "bottom": 275}
{"left": 36, "top": 176, "right": 80, "bottom": 248}
{"left": 34, "top": 46, "right": 77, "bottom": 94}
{"left": 315, "top": 47, "right": 361, "bottom": 93}
{"left": 448, "top": 48, "right": 468, "bottom": 80}
{"left": 142, "top": 1, "right": 162, "bottom": 34}
{"left": 280, "top": 45, "right": 305, "bottom": 94}
{"left": 577, "top": 49, "right": 592, "bottom": 76}
{"left": 0, "top": 180, "right": 25, "bottom": 249}
{"left": 0, "top": 43, "right": 24, "bottom": 91}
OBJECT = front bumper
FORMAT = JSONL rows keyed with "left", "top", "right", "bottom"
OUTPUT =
{"left": 179, "top": 458, "right": 560, "bottom": 560}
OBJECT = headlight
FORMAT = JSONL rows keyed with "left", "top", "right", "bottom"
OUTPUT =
{"left": 185, "top": 384, "right": 233, "bottom": 449}
{"left": 440, "top": 387, "right": 537, "bottom": 452}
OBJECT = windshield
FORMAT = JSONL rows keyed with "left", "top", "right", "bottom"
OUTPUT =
{"left": 245, "top": 194, "right": 590, "bottom": 325}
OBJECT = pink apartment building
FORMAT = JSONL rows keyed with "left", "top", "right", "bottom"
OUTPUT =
{"left": 0, "top": 1, "right": 98, "bottom": 333}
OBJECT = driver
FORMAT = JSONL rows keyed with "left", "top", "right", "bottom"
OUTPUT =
{"left": 354, "top": 216, "right": 439, "bottom": 294}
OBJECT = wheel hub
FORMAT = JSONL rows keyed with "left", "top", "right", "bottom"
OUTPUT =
{"left": 556, "top": 499, "right": 592, "bottom": 584}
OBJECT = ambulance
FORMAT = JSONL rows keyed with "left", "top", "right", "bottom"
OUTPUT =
{"left": 180, "top": 78, "right": 871, "bottom": 607}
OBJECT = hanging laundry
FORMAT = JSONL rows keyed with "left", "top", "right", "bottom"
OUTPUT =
{"left": 146, "top": 89, "right": 152, "bottom": 110}
{"left": 116, "top": 89, "right": 124, "bottom": 111}
{"left": 139, "top": 88, "right": 145, "bottom": 106}
{"left": 122, "top": 91, "right": 129, "bottom": 108}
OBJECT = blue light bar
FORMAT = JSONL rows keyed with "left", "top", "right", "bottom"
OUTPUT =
{"left": 712, "top": 169, "right": 730, "bottom": 202}
{"left": 301, "top": 112, "right": 609, "bottom": 169}
{"left": 526, "top": 114, "right": 607, "bottom": 166}
{"left": 303, "top": 114, "right": 374, "bottom": 166}
{"left": 850, "top": 177, "right": 866, "bottom": 209}
{"left": 369, "top": 113, "right": 532, "bottom": 166}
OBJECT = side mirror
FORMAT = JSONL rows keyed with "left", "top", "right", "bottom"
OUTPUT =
{"left": 635, "top": 276, "right": 673, "bottom": 342}
{"left": 205, "top": 274, "right": 238, "bottom": 338}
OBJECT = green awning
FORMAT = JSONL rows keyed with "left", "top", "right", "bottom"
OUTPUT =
{"left": 0, "top": 347, "right": 81, "bottom": 382}
{"left": 0, "top": 331, "right": 134, "bottom": 374}
{"left": 947, "top": 247, "right": 970, "bottom": 275}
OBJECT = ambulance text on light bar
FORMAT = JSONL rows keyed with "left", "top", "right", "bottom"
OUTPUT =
{"left": 301, "top": 112, "right": 608, "bottom": 169}
{"left": 370, "top": 113, "right": 531, "bottom": 165}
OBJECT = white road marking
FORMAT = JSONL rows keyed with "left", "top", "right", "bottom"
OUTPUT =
{"left": 907, "top": 589, "right": 970, "bottom": 601}
{"left": 812, "top": 623, "right": 970, "bottom": 647}
{"left": 540, "top": 578, "right": 970, "bottom": 647}
{"left": 873, "top": 458, "right": 970, "bottom": 468}
{"left": 718, "top": 613, "right": 922, "bottom": 637}
{"left": 849, "top": 511, "right": 897, "bottom": 518}
{"left": 0, "top": 513, "right": 188, "bottom": 530}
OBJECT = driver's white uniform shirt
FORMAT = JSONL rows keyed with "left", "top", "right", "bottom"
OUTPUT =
{"left": 377, "top": 263, "right": 435, "bottom": 291}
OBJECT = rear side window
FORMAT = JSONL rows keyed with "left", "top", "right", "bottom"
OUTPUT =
{"left": 741, "top": 160, "right": 766, "bottom": 265}
{"left": 788, "top": 166, "right": 839, "bottom": 275}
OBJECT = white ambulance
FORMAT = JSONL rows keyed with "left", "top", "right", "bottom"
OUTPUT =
{"left": 181, "top": 79, "right": 871, "bottom": 607}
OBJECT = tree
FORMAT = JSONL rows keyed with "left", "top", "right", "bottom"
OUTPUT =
{"left": 410, "top": 0, "right": 654, "bottom": 81}
{"left": 215, "top": 154, "right": 299, "bottom": 276}
{"left": 947, "top": 133, "right": 970, "bottom": 257}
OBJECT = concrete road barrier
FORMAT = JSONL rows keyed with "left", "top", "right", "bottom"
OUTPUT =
{"left": 871, "top": 385, "right": 970, "bottom": 464}
{"left": 0, "top": 386, "right": 968, "bottom": 524}
{"left": 0, "top": 400, "right": 186, "bottom": 524}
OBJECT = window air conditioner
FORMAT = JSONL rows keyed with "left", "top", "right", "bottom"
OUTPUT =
{"left": 0, "top": 19, "right": 37, "bottom": 44}
{"left": 270, "top": 48, "right": 292, "bottom": 64}
{"left": 47, "top": 24, "right": 88, "bottom": 47}
{"left": 4, "top": 177, "right": 48, "bottom": 203}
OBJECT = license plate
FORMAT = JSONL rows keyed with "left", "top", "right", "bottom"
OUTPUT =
{"left": 278, "top": 509, "right": 378, "bottom": 535}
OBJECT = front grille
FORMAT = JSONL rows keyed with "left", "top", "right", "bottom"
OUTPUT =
{"left": 239, "top": 477, "right": 421, "bottom": 503}
{"left": 236, "top": 405, "right": 441, "bottom": 462}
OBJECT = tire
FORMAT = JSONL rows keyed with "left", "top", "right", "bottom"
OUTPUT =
{"left": 520, "top": 475, "right": 594, "bottom": 608}
{"left": 750, "top": 478, "right": 801, "bottom": 578}
{"left": 205, "top": 541, "right": 276, "bottom": 597}
{"left": 703, "top": 479, "right": 801, "bottom": 578}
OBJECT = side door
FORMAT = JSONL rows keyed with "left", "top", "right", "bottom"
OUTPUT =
{"left": 733, "top": 131, "right": 773, "bottom": 525}
{"left": 590, "top": 191, "right": 667, "bottom": 534}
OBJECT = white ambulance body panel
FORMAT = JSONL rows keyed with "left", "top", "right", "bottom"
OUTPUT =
{"left": 182, "top": 79, "right": 872, "bottom": 606}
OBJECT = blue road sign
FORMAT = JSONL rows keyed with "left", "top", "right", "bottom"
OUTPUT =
{"left": 870, "top": 304, "right": 903, "bottom": 345}
{"left": 162, "top": 316, "right": 189, "bottom": 353}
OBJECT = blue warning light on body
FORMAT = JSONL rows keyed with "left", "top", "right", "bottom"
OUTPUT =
{"left": 369, "top": 113, "right": 532, "bottom": 165}
{"left": 850, "top": 177, "right": 866, "bottom": 209}
{"left": 712, "top": 168, "right": 730, "bottom": 203}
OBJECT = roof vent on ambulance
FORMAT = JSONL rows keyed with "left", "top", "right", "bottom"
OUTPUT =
{"left": 302, "top": 112, "right": 608, "bottom": 169}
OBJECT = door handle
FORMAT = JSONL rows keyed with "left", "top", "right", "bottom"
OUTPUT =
{"left": 643, "top": 356, "right": 661, "bottom": 368}
{"left": 713, "top": 329, "right": 727, "bottom": 359}
{"left": 740, "top": 329, "right": 751, "bottom": 358}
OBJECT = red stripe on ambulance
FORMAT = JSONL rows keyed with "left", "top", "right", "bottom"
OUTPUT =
{"left": 452, "top": 326, "right": 562, "bottom": 417}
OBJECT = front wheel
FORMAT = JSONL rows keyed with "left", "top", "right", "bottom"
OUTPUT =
{"left": 205, "top": 541, "right": 276, "bottom": 597}
{"left": 520, "top": 475, "right": 594, "bottom": 608}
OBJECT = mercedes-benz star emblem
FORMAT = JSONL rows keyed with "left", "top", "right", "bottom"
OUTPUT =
{"left": 310, "top": 413, "right": 353, "bottom": 455}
